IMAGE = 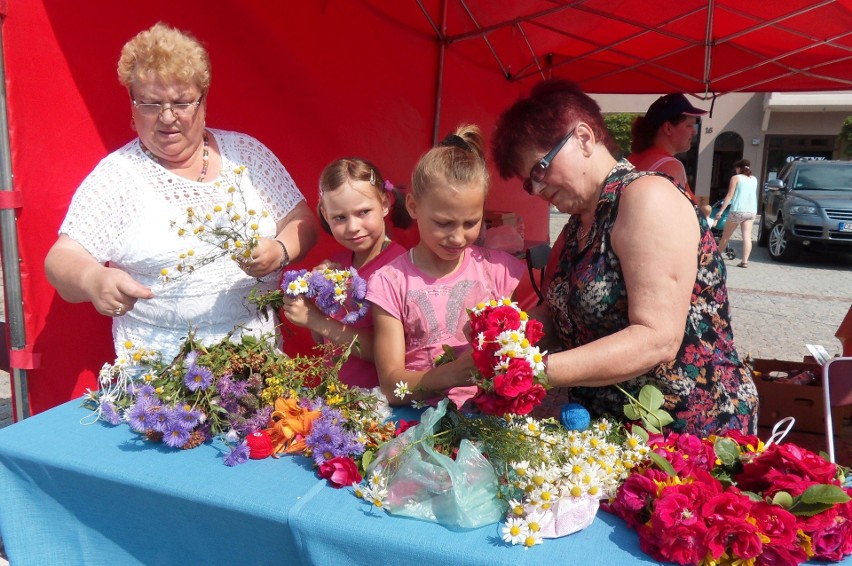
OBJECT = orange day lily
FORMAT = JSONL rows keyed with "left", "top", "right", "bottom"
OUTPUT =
{"left": 266, "top": 397, "right": 321, "bottom": 456}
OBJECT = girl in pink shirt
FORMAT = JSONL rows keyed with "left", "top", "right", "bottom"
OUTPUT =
{"left": 281, "top": 158, "right": 410, "bottom": 387}
{"left": 367, "top": 125, "right": 525, "bottom": 404}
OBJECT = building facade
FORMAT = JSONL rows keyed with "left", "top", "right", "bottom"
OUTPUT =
{"left": 593, "top": 92, "right": 852, "bottom": 209}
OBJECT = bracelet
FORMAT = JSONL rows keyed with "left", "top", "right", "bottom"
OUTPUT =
{"left": 273, "top": 238, "right": 290, "bottom": 269}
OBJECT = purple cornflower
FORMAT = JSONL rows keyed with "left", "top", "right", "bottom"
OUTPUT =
{"left": 224, "top": 440, "right": 250, "bottom": 466}
{"left": 99, "top": 401, "right": 122, "bottom": 425}
{"left": 184, "top": 364, "right": 214, "bottom": 392}
{"left": 341, "top": 301, "right": 369, "bottom": 325}
{"left": 162, "top": 425, "right": 191, "bottom": 448}
{"left": 243, "top": 406, "right": 272, "bottom": 434}
{"left": 306, "top": 270, "right": 333, "bottom": 299}
{"left": 151, "top": 404, "right": 175, "bottom": 433}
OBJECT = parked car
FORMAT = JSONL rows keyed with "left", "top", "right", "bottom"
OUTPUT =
{"left": 757, "top": 159, "right": 852, "bottom": 261}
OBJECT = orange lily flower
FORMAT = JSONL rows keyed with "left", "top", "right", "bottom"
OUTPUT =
{"left": 266, "top": 397, "right": 321, "bottom": 456}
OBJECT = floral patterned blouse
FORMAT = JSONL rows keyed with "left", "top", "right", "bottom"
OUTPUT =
{"left": 544, "top": 160, "right": 758, "bottom": 436}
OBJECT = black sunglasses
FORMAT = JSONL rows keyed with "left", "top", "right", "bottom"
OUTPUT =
{"left": 523, "top": 128, "right": 576, "bottom": 195}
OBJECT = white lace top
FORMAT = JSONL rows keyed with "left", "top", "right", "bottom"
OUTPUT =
{"left": 60, "top": 129, "right": 304, "bottom": 361}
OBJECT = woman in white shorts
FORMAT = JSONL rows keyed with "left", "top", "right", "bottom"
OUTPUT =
{"left": 715, "top": 159, "right": 758, "bottom": 267}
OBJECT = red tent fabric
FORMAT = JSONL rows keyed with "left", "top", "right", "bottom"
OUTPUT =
{"left": 5, "top": 0, "right": 852, "bottom": 416}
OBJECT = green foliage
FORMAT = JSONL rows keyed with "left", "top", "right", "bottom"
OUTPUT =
{"left": 841, "top": 116, "right": 852, "bottom": 158}
{"left": 619, "top": 383, "right": 673, "bottom": 433}
{"left": 604, "top": 113, "right": 637, "bottom": 159}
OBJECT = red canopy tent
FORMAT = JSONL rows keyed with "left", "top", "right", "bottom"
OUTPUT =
{"left": 3, "top": 0, "right": 852, "bottom": 418}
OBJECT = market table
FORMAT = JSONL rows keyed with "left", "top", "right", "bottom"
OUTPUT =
{"left": 0, "top": 401, "right": 847, "bottom": 565}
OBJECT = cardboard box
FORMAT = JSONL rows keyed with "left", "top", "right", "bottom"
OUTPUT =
{"left": 752, "top": 358, "right": 847, "bottom": 435}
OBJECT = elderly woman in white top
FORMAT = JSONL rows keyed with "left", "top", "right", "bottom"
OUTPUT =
{"left": 44, "top": 22, "right": 319, "bottom": 361}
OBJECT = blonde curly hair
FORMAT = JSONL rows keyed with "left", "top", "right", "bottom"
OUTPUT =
{"left": 117, "top": 22, "right": 211, "bottom": 91}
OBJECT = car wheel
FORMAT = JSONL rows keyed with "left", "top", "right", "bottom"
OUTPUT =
{"left": 767, "top": 218, "right": 800, "bottom": 262}
{"left": 756, "top": 215, "right": 768, "bottom": 247}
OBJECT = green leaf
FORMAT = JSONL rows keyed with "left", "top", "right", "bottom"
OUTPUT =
{"left": 799, "top": 484, "right": 851, "bottom": 505}
{"left": 632, "top": 426, "right": 649, "bottom": 443}
{"left": 638, "top": 385, "right": 665, "bottom": 410}
{"left": 789, "top": 501, "right": 838, "bottom": 517}
{"left": 713, "top": 438, "right": 740, "bottom": 466}
{"left": 649, "top": 452, "right": 676, "bottom": 477}
{"left": 623, "top": 404, "right": 640, "bottom": 421}
{"left": 772, "top": 491, "right": 794, "bottom": 509}
{"left": 361, "top": 450, "right": 373, "bottom": 473}
{"left": 648, "top": 409, "right": 673, "bottom": 427}
{"left": 641, "top": 417, "right": 661, "bottom": 434}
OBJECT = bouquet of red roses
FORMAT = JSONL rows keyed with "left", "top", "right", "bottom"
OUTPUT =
{"left": 451, "top": 298, "right": 548, "bottom": 416}
{"left": 609, "top": 429, "right": 852, "bottom": 565}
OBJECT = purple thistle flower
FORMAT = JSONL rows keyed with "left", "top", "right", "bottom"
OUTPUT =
{"left": 99, "top": 401, "right": 122, "bottom": 425}
{"left": 224, "top": 441, "right": 250, "bottom": 466}
{"left": 216, "top": 374, "right": 234, "bottom": 397}
{"left": 230, "top": 379, "right": 249, "bottom": 399}
{"left": 244, "top": 406, "right": 272, "bottom": 434}
{"left": 349, "top": 268, "right": 367, "bottom": 301}
{"left": 306, "top": 271, "right": 332, "bottom": 299}
{"left": 162, "top": 425, "right": 191, "bottom": 448}
{"left": 184, "top": 365, "right": 214, "bottom": 392}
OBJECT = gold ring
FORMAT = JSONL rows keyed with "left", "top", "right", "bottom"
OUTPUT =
{"left": 114, "top": 305, "right": 123, "bottom": 316}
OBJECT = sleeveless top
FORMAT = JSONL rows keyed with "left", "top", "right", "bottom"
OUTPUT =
{"left": 545, "top": 159, "right": 758, "bottom": 436}
{"left": 729, "top": 174, "right": 758, "bottom": 214}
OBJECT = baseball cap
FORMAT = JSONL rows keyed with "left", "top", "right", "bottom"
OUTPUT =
{"left": 645, "top": 93, "right": 707, "bottom": 128}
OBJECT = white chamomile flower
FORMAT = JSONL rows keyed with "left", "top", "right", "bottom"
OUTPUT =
{"left": 512, "top": 460, "right": 530, "bottom": 478}
{"left": 410, "top": 399, "right": 426, "bottom": 409}
{"left": 523, "top": 417, "right": 541, "bottom": 435}
{"left": 501, "top": 516, "right": 529, "bottom": 545}
{"left": 507, "top": 498, "right": 526, "bottom": 517}
{"left": 522, "top": 528, "right": 543, "bottom": 549}
{"left": 393, "top": 381, "right": 410, "bottom": 399}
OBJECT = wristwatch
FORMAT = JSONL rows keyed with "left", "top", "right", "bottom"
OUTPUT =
{"left": 274, "top": 239, "right": 290, "bottom": 269}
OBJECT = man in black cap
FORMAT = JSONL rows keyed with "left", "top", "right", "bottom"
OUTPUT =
{"left": 627, "top": 93, "right": 707, "bottom": 204}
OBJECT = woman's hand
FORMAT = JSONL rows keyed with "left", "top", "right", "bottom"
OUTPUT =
{"left": 240, "top": 237, "right": 286, "bottom": 278}
{"left": 45, "top": 234, "right": 154, "bottom": 317}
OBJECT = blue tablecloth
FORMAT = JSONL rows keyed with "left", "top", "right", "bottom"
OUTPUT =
{"left": 0, "top": 401, "right": 846, "bottom": 565}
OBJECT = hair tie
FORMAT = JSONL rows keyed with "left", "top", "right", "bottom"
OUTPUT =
{"left": 383, "top": 180, "right": 394, "bottom": 192}
{"left": 440, "top": 134, "right": 471, "bottom": 151}
{"left": 369, "top": 169, "right": 377, "bottom": 186}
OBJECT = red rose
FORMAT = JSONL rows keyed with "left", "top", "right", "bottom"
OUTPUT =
{"left": 317, "top": 456, "right": 362, "bottom": 488}
{"left": 246, "top": 430, "right": 273, "bottom": 459}
{"left": 492, "top": 358, "right": 534, "bottom": 398}
{"left": 485, "top": 305, "right": 521, "bottom": 333}
{"left": 395, "top": 419, "right": 419, "bottom": 436}
{"left": 505, "top": 383, "right": 546, "bottom": 415}
{"left": 472, "top": 349, "right": 497, "bottom": 379}
{"left": 524, "top": 318, "right": 544, "bottom": 345}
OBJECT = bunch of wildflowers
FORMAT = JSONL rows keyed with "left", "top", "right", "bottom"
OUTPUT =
{"left": 252, "top": 267, "right": 369, "bottom": 324}
{"left": 83, "top": 330, "right": 285, "bottom": 454}
{"left": 161, "top": 165, "right": 270, "bottom": 282}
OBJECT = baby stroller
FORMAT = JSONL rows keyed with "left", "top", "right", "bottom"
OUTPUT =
{"left": 709, "top": 199, "right": 736, "bottom": 260}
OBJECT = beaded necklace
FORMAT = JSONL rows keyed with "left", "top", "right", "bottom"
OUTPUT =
{"left": 141, "top": 132, "right": 210, "bottom": 182}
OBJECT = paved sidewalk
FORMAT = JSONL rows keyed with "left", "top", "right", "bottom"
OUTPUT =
{"left": 548, "top": 211, "right": 852, "bottom": 359}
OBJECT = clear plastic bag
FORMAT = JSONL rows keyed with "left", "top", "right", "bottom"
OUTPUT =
{"left": 367, "top": 399, "right": 505, "bottom": 528}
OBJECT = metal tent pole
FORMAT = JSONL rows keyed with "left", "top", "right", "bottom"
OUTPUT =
{"left": 0, "top": 19, "right": 30, "bottom": 420}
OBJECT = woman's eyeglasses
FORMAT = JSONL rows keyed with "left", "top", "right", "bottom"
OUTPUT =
{"left": 132, "top": 96, "right": 203, "bottom": 118}
{"left": 523, "top": 129, "right": 575, "bottom": 195}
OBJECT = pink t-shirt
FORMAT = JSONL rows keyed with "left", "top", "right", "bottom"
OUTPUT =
{"left": 325, "top": 241, "right": 407, "bottom": 388}
{"left": 367, "top": 245, "right": 525, "bottom": 371}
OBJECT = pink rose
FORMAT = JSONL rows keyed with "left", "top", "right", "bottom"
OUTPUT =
{"left": 317, "top": 456, "right": 362, "bottom": 488}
